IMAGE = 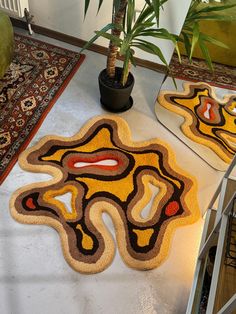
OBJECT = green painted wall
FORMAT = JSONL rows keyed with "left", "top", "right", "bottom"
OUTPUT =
{"left": 181, "top": 1, "right": 236, "bottom": 67}
{"left": 0, "top": 11, "right": 14, "bottom": 78}
{"left": 193, "top": 21, "right": 236, "bottom": 67}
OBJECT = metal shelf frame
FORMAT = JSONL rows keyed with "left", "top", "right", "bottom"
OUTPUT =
{"left": 187, "top": 155, "right": 236, "bottom": 314}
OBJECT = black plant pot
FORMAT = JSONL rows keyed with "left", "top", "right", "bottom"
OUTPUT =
{"left": 98, "top": 67, "right": 134, "bottom": 112}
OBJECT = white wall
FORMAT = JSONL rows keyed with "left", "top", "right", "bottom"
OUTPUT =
{"left": 29, "top": 0, "right": 191, "bottom": 64}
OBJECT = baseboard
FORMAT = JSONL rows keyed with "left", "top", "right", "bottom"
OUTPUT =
{"left": 11, "top": 17, "right": 167, "bottom": 74}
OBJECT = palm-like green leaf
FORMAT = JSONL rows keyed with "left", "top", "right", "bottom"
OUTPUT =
{"left": 129, "top": 50, "right": 136, "bottom": 66}
{"left": 98, "top": 0, "right": 104, "bottom": 14}
{"left": 84, "top": 0, "right": 91, "bottom": 17}
{"left": 151, "top": 0, "right": 161, "bottom": 27}
{"left": 192, "top": 3, "right": 236, "bottom": 15}
{"left": 133, "top": 39, "right": 168, "bottom": 65}
{"left": 95, "top": 31, "right": 123, "bottom": 47}
{"left": 127, "top": 0, "right": 135, "bottom": 32}
{"left": 84, "top": 0, "right": 168, "bottom": 22}
{"left": 187, "top": 14, "right": 236, "bottom": 22}
{"left": 198, "top": 36, "right": 213, "bottom": 71}
{"left": 182, "top": 25, "right": 193, "bottom": 32}
{"left": 134, "top": 28, "right": 173, "bottom": 39}
{"left": 120, "top": 34, "right": 132, "bottom": 55}
{"left": 201, "top": 34, "right": 229, "bottom": 49}
{"left": 185, "top": 1, "right": 236, "bottom": 23}
{"left": 132, "top": 22, "right": 156, "bottom": 37}
{"left": 189, "top": 22, "right": 199, "bottom": 60}
{"left": 133, "top": 4, "right": 154, "bottom": 26}
{"left": 80, "top": 23, "right": 115, "bottom": 53}
{"left": 186, "top": 1, "right": 236, "bottom": 20}
{"left": 121, "top": 50, "right": 132, "bottom": 85}
{"left": 182, "top": 32, "right": 191, "bottom": 58}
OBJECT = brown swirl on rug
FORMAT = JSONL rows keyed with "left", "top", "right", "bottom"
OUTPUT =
{"left": 0, "top": 34, "right": 85, "bottom": 184}
{"left": 10, "top": 116, "right": 200, "bottom": 273}
{"left": 170, "top": 53, "right": 236, "bottom": 91}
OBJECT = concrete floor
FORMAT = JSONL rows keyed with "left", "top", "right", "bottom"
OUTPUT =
{"left": 0, "top": 29, "right": 224, "bottom": 314}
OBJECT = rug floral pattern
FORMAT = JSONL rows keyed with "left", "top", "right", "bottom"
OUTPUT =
{"left": 10, "top": 116, "right": 200, "bottom": 273}
{"left": 0, "top": 34, "right": 85, "bottom": 183}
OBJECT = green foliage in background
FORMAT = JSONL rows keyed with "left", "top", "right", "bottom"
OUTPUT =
{"left": 82, "top": 0, "right": 178, "bottom": 86}
{"left": 82, "top": 0, "right": 179, "bottom": 86}
{"left": 82, "top": 0, "right": 236, "bottom": 85}
{"left": 179, "top": 0, "right": 236, "bottom": 70}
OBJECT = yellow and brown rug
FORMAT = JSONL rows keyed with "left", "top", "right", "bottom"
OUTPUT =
{"left": 158, "top": 82, "right": 236, "bottom": 165}
{"left": 10, "top": 116, "right": 200, "bottom": 273}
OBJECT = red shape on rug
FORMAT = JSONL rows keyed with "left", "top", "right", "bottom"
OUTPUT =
{"left": 165, "top": 201, "right": 180, "bottom": 216}
{"left": 199, "top": 98, "right": 216, "bottom": 121}
{"left": 26, "top": 197, "right": 36, "bottom": 209}
{"left": 67, "top": 154, "right": 122, "bottom": 171}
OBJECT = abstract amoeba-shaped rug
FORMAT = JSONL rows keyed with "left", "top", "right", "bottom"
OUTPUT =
{"left": 10, "top": 116, "right": 200, "bottom": 273}
{"left": 158, "top": 82, "right": 236, "bottom": 164}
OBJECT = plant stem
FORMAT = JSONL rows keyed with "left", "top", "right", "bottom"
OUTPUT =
{"left": 121, "top": 51, "right": 131, "bottom": 86}
{"left": 106, "top": 0, "right": 128, "bottom": 78}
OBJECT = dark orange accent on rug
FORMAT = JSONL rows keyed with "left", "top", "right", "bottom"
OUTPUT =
{"left": 170, "top": 53, "right": 236, "bottom": 91}
{"left": 0, "top": 33, "right": 85, "bottom": 184}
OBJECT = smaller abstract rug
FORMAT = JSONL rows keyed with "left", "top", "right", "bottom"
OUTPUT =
{"left": 0, "top": 34, "right": 85, "bottom": 184}
{"left": 158, "top": 82, "right": 236, "bottom": 164}
{"left": 10, "top": 116, "right": 200, "bottom": 274}
{"left": 169, "top": 53, "right": 236, "bottom": 91}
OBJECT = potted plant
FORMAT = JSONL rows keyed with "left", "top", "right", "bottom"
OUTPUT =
{"left": 82, "top": 0, "right": 235, "bottom": 112}
{"left": 82, "top": 0, "right": 179, "bottom": 112}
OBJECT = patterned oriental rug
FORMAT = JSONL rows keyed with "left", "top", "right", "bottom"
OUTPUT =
{"left": 158, "top": 82, "right": 236, "bottom": 164}
{"left": 10, "top": 116, "right": 200, "bottom": 274}
{"left": 0, "top": 34, "right": 85, "bottom": 184}
{"left": 169, "top": 53, "right": 236, "bottom": 91}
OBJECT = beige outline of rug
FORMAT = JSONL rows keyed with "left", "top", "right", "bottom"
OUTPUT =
{"left": 10, "top": 115, "right": 200, "bottom": 273}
